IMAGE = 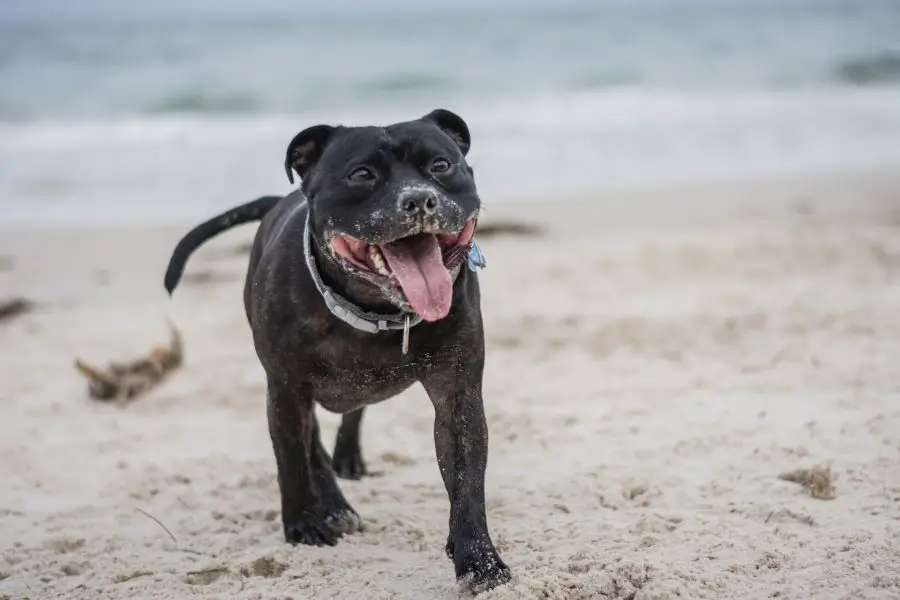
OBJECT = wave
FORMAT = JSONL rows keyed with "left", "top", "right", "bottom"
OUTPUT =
{"left": 136, "top": 75, "right": 455, "bottom": 117}
{"left": 146, "top": 90, "right": 263, "bottom": 115}
{"left": 834, "top": 52, "right": 900, "bottom": 86}
{"left": 567, "top": 71, "right": 642, "bottom": 90}
{"left": 4, "top": 87, "right": 900, "bottom": 225}
{"left": 353, "top": 74, "right": 454, "bottom": 94}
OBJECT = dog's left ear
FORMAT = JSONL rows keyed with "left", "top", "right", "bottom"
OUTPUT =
{"left": 284, "top": 124, "right": 336, "bottom": 185}
{"left": 421, "top": 109, "right": 471, "bottom": 156}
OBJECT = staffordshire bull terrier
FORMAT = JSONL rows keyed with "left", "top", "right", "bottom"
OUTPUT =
{"left": 163, "top": 109, "right": 510, "bottom": 591}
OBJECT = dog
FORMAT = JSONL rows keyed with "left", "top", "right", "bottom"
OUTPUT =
{"left": 163, "top": 109, "right": 510, "bottom": 591}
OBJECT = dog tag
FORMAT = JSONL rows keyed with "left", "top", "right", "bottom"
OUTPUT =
{"left": 402, "top": 314, "right": 410, "bottom": 355}
{"left": 467, "top": 241, "right": 486, "bottom": 272}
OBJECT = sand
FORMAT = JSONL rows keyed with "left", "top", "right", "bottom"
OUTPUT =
{"left": 2, "top": 169, "right": 900, "bottom": 600}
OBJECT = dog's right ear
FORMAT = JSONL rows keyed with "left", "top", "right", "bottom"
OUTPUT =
{"left": 284, "top": 124, "right": 335, "bottom": 185}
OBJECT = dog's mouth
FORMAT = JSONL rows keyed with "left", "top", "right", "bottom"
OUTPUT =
{"left": 329, "top": 217, "right": 477, "bottom": 322}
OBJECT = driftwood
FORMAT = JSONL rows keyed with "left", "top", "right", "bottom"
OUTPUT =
{"left": 0, "top": 297, "right": 34, "bottom": 323}
{"left": 74, "top": 321, "right": 183, "bottom": 402}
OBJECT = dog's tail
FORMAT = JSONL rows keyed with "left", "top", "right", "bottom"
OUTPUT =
{"left": 164, "top": 195, "right": 282, "bottom": 295}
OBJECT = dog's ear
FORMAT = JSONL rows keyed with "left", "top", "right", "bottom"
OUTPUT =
{"left": 284, "top": 124, "right": 336, "bottom": 184}
{"left": 421, "top": 109, "right": 471, "bottom": 156}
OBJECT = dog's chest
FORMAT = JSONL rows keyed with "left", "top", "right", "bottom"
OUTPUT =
{"left": 308, "top": 344, "right": 419, "bottom": 413}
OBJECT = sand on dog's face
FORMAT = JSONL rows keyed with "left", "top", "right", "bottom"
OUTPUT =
{"left": 1, "top": 172, "right": 900, "bottom": 599}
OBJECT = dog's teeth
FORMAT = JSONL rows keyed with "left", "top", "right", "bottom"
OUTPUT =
{"left": 368, "top": 246, "right": 391, "bottom": 276}
{"left": 367, "top": 245, "right": 381, "bottom": 267}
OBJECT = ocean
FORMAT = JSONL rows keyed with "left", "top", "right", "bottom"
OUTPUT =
{"left": 2, "top": 1, "right": 900, "bottom": 225}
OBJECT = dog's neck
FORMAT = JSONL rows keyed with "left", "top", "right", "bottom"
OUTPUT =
{"left": 303, "top": 212, "right": 423, "bottom": 335}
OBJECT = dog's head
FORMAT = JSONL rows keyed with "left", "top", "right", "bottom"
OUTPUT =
{"left": 285, "top": 109, "right": 479, "bottom": 322}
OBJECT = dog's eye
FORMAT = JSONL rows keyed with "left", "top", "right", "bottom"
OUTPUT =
{"left": 348, "top": 167, "right": 376, "bottom": 183}
{"left": 429, "top": 158, "right": 452, "bottom": 174}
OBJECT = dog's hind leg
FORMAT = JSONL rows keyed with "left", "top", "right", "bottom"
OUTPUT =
{"left": 267, "top": 378, "right": 360, "bottom": 546}
{"left": 332, "top": 408, "right": 368, "bottom": 480}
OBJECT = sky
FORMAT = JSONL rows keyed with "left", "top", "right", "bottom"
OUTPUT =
{"left": 0, "top": 0, "right": 858, "bottom": 22}
{"left": 1, "top": 0, "right": 589, "bottom": 21}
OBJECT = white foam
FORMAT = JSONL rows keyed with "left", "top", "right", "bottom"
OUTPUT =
{"left": 3, "top": 88, "right": 900, "bottom": 225}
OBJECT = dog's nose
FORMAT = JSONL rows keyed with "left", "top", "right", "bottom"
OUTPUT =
{"left": 398, "top": 190, "right": 439, "bottom": 215}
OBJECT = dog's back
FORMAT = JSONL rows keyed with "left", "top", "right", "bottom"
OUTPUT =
{"left": 242, "top": 190, "right": 307, "bottom": 325}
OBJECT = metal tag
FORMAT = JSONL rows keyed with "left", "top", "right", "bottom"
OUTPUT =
{"left": 402, "top": 314, "right": 410, "bottom": 355}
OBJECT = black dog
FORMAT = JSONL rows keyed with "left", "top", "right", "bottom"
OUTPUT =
{"left": 163, "top": 109, "right": 510, "bottom": 591}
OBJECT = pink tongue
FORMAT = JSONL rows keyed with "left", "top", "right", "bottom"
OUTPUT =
{"left": 379, "top": 234, "right": 452, "bottom": 321}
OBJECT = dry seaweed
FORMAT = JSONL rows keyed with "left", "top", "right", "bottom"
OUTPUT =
{"left": 0, "top": 297, "right": 34, "bottom": 323}
{"left": 239, "top": 556, "right": 289, "bottom": 579}
{"left": 74, "top": 321, "right": 183, "bottom": 402}
{"left": 113, "top": 571, "right": 153, "bottom": 584}
{"left": 232, "top": 241, "right": 254, "bottom": 255}
{"left": 184, "top": 566, "right": 230, "bottom": 585}
{"left": 475, "top": 221, "right": 544, "bottom": 239}
{"left": 182, "top": 270, "right": 236, "bottom": 286}
{"left": 778, "top": 465, "right": 836, "bottom": 500}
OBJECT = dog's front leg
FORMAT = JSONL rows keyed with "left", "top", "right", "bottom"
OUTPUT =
{"left": 267, "top": 377, "right": 360, "bottom": 546}
{"left": 423, "top": 367, "right": 511, "bottom": 592}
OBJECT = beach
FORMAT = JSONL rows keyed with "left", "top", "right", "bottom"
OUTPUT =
{"left": 2, "top": 168, "right": 900, "bottom": 599}
{"left": 3, "top": 3, "right": 900, "bottom": 596}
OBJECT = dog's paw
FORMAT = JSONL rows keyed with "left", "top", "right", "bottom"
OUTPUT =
{"left": 284, "top": 518, "right": 340, "bottom": 547}
{"left": 325, "top": 507, "right": 362, "bottom": 535}
{"left": 283, "top": 508, "right": 361, "bottom": 546}
{"left": 453, "top": 542, "right": 512, "bottom": 594}
{"left": 332, "top": 449, "right": 368, "bottom": 480}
